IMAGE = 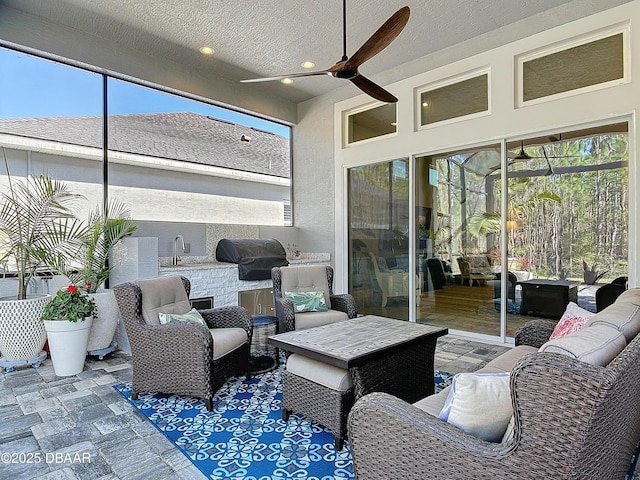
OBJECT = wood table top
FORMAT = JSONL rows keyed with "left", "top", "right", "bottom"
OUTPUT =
{"left": 269, "top": 315, "right": 447, "bottom": 369}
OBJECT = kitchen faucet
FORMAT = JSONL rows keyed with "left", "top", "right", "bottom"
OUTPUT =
{"left": 173, "top": 235, "right": 185, "bottom": 265}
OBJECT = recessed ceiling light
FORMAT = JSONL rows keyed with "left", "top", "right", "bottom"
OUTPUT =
{"left": 199, "top": 46, "right": 214, "bottom": 55}
{"left": 281, "top": 78, "right": 293, "bottom": 85}
{"left": 422, "top": 102, "right": 429, "bottom": 107}
{"left": 301, "top": 61, "right": 315, "bottom": 69}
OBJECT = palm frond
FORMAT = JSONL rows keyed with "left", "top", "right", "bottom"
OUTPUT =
{"left": 468, "top": 213, "right": 501, "bottom": 237}
{"left": 71, "top": 199, "right": 137, "bottom": 292}
{"left": 0, "top": 156, "right": 85, "bottom": 299}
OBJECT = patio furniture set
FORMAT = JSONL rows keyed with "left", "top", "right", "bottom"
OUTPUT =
{"left": 113, "top": 264, "right": 640, "bottom": 478}
{"left": 113, "top": 265, "right": 447, "bottom": 452}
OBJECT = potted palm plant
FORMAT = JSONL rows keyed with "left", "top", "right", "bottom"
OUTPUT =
{"left": 67, "top": 200, "right": 137, "bottom": 354}
{"left": 0, "top": 149, "right": 85, "bottom": 367}
{"left": 40, "top": 284, "right": 96, "bottom": 376}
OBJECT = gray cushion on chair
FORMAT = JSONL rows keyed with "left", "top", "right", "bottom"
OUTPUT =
{"left": 137, "top": 276, "right": 192, "bottom": 325}
{"left": 413, "top": 386, "right": 451, "bottom": 416}
{"left": 280, "top": 265, "right": 332, "bottom": 309}
{"left": 479, "top": 345, "right": 538, "bottom": 373}
{"left": 295, "top": 310, "right": 349, "bottom": 330}
{"left": 616, "top": 288, "right": 640, "bottom": 306}
{"left": 210, "top": 328, "right": 248, "bottom": 360}
{"left": 286, "top": 353, "right": 353, "bottom": 391}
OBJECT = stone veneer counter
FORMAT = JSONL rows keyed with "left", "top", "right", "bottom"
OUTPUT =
{"left": 159, "top": 254, "right": 330, "bottom": 307}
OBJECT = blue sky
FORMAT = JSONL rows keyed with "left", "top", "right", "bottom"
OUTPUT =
{"left": 0, "top": 47, "right": 290, "bottom": 137}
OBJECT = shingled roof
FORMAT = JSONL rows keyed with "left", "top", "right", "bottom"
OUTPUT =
{"left": 0, "top": 112, "right": 290, "bottom": 178}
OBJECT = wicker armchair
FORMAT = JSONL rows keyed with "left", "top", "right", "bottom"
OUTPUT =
{"left": 596, "top": 276, "right": 628, "bottom": 312}
{"left": 271, "top": 265, "right": 358, "bottom": 333}
{"left": 348, "top": 319, "right": 640, "bottom": 479}
{"left": 113, "top": 275, "right": 252, "bottom": 411}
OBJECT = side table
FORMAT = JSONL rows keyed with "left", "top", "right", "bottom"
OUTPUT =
{"left": 250, "top": 315, "right": 279, "bottom": 374}
{"left": 519, "top": 279, "right": 580, "bottom": 319}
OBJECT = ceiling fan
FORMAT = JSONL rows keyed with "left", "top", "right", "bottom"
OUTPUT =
{"left": 510, "top": 141, "right": 580, "bottom": 161}
{"left": 486, "top": 141, "right": 579, "bottom": 175}
{"left": 240, "top": 1, "right": 410, "bottom": 103}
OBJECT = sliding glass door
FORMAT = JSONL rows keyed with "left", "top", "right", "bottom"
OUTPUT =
{"left": 348, "top": 158, "right": 412, "bottom": 320}
{"left": 346, "top": 122, "right": 628, "bottom": 340}
{"left": 504, "top": 124, "right": 629, "bottom": 334}
{"left": 415, "top": 145, "right": 502, "bottom": 336}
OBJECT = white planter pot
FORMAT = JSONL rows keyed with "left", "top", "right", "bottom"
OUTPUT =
{"left": 0, "top": 295, "right": 49, "bottom": 361}
{"left": 44, "top": 317, "right": 93, "bottom": 376}
{"left": 87, "top": 290, "right": 120, "bottom": 351}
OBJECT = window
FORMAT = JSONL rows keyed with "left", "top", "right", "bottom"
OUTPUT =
{"left": 409, "top": 124, "right": 628, "bottom": 338}
{"left": 417, "top": 72, "right": 489, "bottom": 127}
{"left": 0, "top": 47, "right": 292, "bottom": 227}
{"left": 0, "top": 48, "right": 103, "bottom": 221}
{"left": 345, "top": 103, "right": 397, "bottom": 145}
{"left": 107, "top": 79, "right": 291, "bottom": 225}
{"left": 519, "top": 31, "right": 626, "bottom": 104}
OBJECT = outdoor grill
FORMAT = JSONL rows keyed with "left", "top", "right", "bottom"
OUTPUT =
{"left": 215, "top": 238, "right": 289, "bottom": 280}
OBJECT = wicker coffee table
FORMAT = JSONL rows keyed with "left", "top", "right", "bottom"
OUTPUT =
{"left": 269, "top": 315, "right": 447, "bottom": 448}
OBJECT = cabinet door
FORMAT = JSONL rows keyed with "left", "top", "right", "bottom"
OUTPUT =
{"left": 238, "top": 288, "right": 275, "bottom": 316}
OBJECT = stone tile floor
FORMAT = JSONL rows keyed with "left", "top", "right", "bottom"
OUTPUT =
{"left": 0, "top": 335, "right": 636, "bottom": 479}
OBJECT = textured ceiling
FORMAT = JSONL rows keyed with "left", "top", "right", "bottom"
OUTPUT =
{"left": 0, "top": 0, "right": 624, "bottom": 104}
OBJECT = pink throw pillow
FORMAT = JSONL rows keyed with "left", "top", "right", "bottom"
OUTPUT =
{"left": 549, "top": 302, "right": 594, "bottom": 340}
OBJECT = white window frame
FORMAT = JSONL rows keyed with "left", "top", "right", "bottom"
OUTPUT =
{"left": 515, "top": 23, "right": 630, "bottom": 109}
{"left": 414, "top": 67, "right": 491, "bottom": 132}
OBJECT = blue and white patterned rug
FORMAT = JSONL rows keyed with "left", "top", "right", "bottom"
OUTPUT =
{"left": 114, "top": 367, "right": 453, "bottom": 480}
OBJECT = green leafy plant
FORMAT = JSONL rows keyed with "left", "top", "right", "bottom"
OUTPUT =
{"left": 40, "top": 285, "right": 97, "bottom": 322}
{"left": 0, "top": 148, "right": 86, "bottom": 299}
{"left": 68, "top": 200, "right": 137, "bottom": 293}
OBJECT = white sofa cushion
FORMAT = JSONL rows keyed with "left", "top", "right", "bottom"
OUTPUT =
{"left": 438, "top": 372, "right": 512, "bottom": 442}
{"left": 585, "top": 292, "right": 640, "bottom": 342}
{"left": 413, "top": 345, "right": 536, "bottom": 417}
{"left": 539, "top": 323, "right": 626, "bottom": 366}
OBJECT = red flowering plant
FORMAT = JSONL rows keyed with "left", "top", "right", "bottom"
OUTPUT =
{"left": 40, "top": 285, "right": 97, "bottom": 323}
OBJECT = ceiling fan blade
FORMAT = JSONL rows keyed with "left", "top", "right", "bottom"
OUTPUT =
{"left": 541, "top": 146, "right": 554, "bottom": 175}
{"left": 345, "top": 6, "right": 410, "bottom": 70}
{"left": 350, "top": 75, "right": 397, "bottom": 103}
{"left": 241, "top": 70, "right": 332, "bottom": 83}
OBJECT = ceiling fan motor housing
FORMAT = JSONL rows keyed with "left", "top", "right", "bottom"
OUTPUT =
{"left": 335, "top": 68, "right": 358, "bottom": 79}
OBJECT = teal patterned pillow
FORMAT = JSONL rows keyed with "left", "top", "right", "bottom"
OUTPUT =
{"left": 158, "top": 308, "right": 207, "bottom": 326}
{"left": 284, "top": 291, "right": 329, "bottom": 313}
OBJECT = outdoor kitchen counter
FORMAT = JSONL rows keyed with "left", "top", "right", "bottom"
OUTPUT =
{"left": 159, "top": 253, "right": 330, "bottom": 306}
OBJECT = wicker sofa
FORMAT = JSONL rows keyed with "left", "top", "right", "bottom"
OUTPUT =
{"left": 348, "top": 289, "right": 640, "bottom": 479}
